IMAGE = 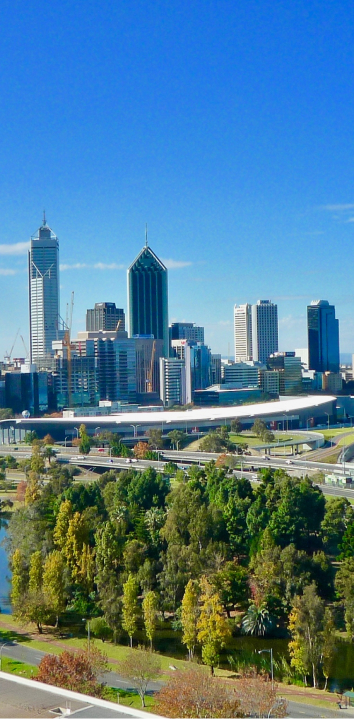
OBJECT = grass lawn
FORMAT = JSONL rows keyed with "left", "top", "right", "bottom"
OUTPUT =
{"left": 320, "top": 452, "right": 341, "bottom": 464}
{"left": 105, "top": 687, "right": 156, "bottom": 711}
{"left": 1, "top": 656, "right": 38, "bottom": 679}
{"left": 313, "top": 428, "right": 354, "bottom": 440}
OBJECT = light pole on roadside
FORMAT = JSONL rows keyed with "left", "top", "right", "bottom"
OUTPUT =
{"left": 258, "top": 648, "right": 274, "bottom": 689}
{"left": 64, "top": 435, "right": 71, "bottom": 448}
{"left": 83, "top": 618, "right": 90, "bottom": 653}
{"left": 74, "top": 427, "right": 79, "bottom": 439}
{"left": 324, "top": 412, "right": 330, "bottom": 430}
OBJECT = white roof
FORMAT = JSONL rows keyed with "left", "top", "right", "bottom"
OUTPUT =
{"left": 13, "top": 395, "right": 336, "bottom": 427}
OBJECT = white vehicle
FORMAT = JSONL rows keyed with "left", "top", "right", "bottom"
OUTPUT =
{"left": 126, "top": 458, "right": 132, "bottom": 463}
{"left": 131, "top": 458, "right": 138, "bottom": 463}
{"left": 286, "top": 459, "right": 293, "bottom": 465}
{"left": 77, "top": 455, "right": 86, "bottom": 460}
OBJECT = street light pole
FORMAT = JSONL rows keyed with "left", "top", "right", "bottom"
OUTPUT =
{"left": 258, "top": 648, "right": 273, "bottom": 689}
{"left": 83, "top": 618, "right": 90, "bottom": 653}
{"left": 74, "top": 427, "right": 79, "bottom": 439}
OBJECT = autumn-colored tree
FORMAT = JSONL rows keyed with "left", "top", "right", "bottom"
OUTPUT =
{"left": 122, "top": 573, "right": 140, "bottom": 647}
{"left": 43, "top": 550, "right": 66, "bottom": 627}
{"left": 142, "top": 591, "right": 159, "bottom": 649}
{"left": 25, "top": 471, "right": 42, "bottom": 505}
{"left": 28, "top": 550, "right": 43, "bottom": 593}
{"left": 157, "top": 665, "right": 240, "bottom": 718}
{"left": 118, "top": 648, "right": 161, "bottom": 707}
{"left": 15, "top": 480, "right": 26, "bottom": 503}
{"left": 43, "top": 434, "right": 55, "bottom": 445}
{"left": 79, "top": 543, "right": 96, "bottom": 592}
{"left": 30, "top": 445, "right": 45, "bottom": 475}
{"left": 197, "top": 576, "right": 231, "bottom": 675}
{"left": 53, "top": 499, "right": 73, "bottom": 550}
{"left": 181, "top": 579, "right": 200, "bottom": 660}
{"left": 133, "top": 441, "right": 150, "bottom": 459}
{"left": 36, "top": 647, "right": 108, "bottom": 697}
{"left": 235, "top": 671, "right": 287, "bottom": 718}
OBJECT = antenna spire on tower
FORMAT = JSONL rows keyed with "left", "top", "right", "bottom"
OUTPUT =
{"left": 145, "top": 223, "right": 148, "bottom": 247}
{"left": 43, "top": 209, "right": 46, "bottom": 226}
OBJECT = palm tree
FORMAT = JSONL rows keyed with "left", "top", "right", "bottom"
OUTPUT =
{"left": 241, "top": 603, "right": 273, "bottom": 636}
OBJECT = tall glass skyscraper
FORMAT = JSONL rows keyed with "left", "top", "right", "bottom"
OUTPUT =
{"left": 127, "top": 239, "right": 169, "bottom": 357}
{"left": 29, "top": 216, "right": 60, "bottom": 364}
{"left": 307, "top": 300, "right": 340, "bottom": 373}
{"left": 251, "top": 300, "right": 278, "bottom": 363}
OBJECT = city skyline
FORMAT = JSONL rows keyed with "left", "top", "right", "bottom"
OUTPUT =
{"left": 1, "top": 2, "right": 354, "bottom": 357}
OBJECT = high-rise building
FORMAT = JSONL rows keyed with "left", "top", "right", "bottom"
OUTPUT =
{"left": 267, "top": 352, "right": 302, "bottom": 395}
{"left": 86, "top": 303, "right": 125, "bottom": 332}
{"left": 170, "top": 322, "right": 204, "bottom": 343}
{"left": 307, "top": 300, "right": 340, "bottom": 373}
{"left": 185, "top": 342, "right": 212, "bottom": 404}
{"left": 159, "top": 357, "right": 186, "bottom": 407}
{"left": 127, "top": 237, "right": 169, "bottom": 357}
{"left": 29, "top": 215, "right": 61, "bottom": 365}
{"left": 251, "top": 300, "right": 278, "bottom": 363}
{"left": 234, "top": 304, "right": 253, "bottom": 361}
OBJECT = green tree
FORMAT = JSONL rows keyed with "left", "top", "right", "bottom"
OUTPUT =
{"left": 24, "top": 431, "right": 38, "bottom": 444}
{"left": 322, "top": 497, "right": 354, "bottom": 556}
{"left": 142, "top": 591, "right": 159, "bottom": 649}
{"left": 230, "top": 419, "right": 242, "bottom": 434}
{"left": 11, "top": 548, "right": 26, "bottom": 608}
{"left": 147, "top": 429, "right": 164, "bottom": 449}
{"left": 252, "top": 418, "right": 267, "bottom": 438}
{"left": 43, "top": 551, "right": 66, "bottom": 627}
{"left": 79, "top": 424, "right": 92, "bottom": 455}
{"left": 25, "top": 472, "right": 42, "bottom": 505}
{"left": 181, "top": 579, "right": 200, "bottom": 660}
{"left": 30, "top": 445, "right": 45, "bottom": 475}
{"left": 167, "top": 430, "right": 185, "bottom": 450}
{"left": 122, "top": 573, "right": 140, "bottom": 648}
{"left": 212, "top": 562, "right": 249, "bottom": 616}
{"left": 197, "top": 576, "right": 231, "bottom": 675}
{"left": 199, "top": 432, "right": 224, "bottom": 453}
{"left": 335, "top": 557, "right": 354, "bottom": 637}
{"left": 28, "top": 550, "right": 43, "bottom": 593}
{"left": 289, "top": 583, "right": 326, "bottom": 688}
{"left": 339, "top": 520, "right": 354, "bottom": 559}
{"left": 16, "top": 590, "right": 50, "bottom": 633}
{"left": 241, "top": 604, "right": 274, "bottom": 636}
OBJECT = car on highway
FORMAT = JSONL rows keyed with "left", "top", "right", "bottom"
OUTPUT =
{"left": 286, "top": 459, "right": 293, "bottom": 465}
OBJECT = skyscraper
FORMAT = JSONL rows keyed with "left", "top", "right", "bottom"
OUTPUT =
{"left": 29, "top": 215, "right": 61, "bottom": 365}
{"left": 127, "top": 235, "right": 169, "bottom": 357}
{"left": 307, "top": 300, "right": 340, "bottom": 372}
{"left": 234, "top": 304, "right": 253, "bottom": 361}
{"left": 86, "top": 302, "right": 125, "bottom": 332}
{"left": 251, "top": 300, "right": 278, "bottom": 363}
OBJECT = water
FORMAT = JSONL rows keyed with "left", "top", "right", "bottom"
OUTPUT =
{"left": 0, "top": 522, "right": 11, "bottom": 613}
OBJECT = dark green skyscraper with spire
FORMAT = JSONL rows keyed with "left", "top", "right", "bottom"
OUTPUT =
{"left": 127, "top": 234, "right": 169, "bottom": 357}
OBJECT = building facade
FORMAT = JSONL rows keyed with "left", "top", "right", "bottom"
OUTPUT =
{"left": 267, "top": 352, "right": 302, "bottom": 395}
{"left": 29, "top": 216, "right": 61, "bottom": 365}
{"left": 170, "top": 322, "right": 204, "bottom": 343}
{"left": 234, "top": 304, "right": 253, "bottom": 361}
{"left": 86, "top": 303, "right": 125, "bottom": 332}
{"left": 307, "top": 300, "right": 340, "bottom": 373}
{"left": 159, "top": 357, "right": 186, "bottom": 407}
{"left": 251, "top": 300, "right": 278, "bottom": 363}
{"left": 127, "top": 242, "right": 169, "bottom": 357}
{"left": 185, "top": 342, "right": 212, "bottom": 404}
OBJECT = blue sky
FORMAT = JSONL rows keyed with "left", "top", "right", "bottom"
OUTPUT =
{"left": 1, "top": 0, "right": 354, "bottom": 359}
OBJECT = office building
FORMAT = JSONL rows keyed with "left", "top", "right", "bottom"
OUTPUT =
{"left": 5, "top": 366, "right": 48, "bottom": 415}
{"left": 211, "top": 354, "right": 222, "bottom": 385}
{"left": 160, "top": 357, "right": 186, "bottom": 407}
{"left": 170, "top": 322, "right": 204, "bottom": 343}
{"left": 86, "top": 303, "right": 125, "bottom": 332}
{"left": 307, "top": 300, "right": 340, "bottom": 373}
{"left": 234, "top": 304, "right": 253, "bottom": 361}
{"left": 222, "top": 361, "right": 259, "bottom": 387}
{"left": 29, "top": 215, "right": 61, "bottom": 365}
{"left": 251, "top": 300, "right": 278, "bottom": 363}
{"left": 127, "top": 238, "right": 169, "bottom": 357}
{"left": 267, "top": 352, "right": 302, "bottom": 395}
{"left": 185, "top": 342, "right": 212, "bottom": 404}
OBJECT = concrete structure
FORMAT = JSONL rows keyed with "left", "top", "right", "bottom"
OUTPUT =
{"left": 259, "top": 368, "right": 280, "bottom": 395}
{"left": 29, "top": 215, "right": 61, "bottom": 365}
{"left": 194, "top": 385, "right": 262, "bottom": 406}
{"left": 86, "top": 302, "right": 125, "bottom": 332}
{"left": 170, "top": 322, "right": 204, "bottom": 343}
{"left": 308, "top": 300, "right": 340, "bottom": 373}
{"left": 160, "top": 356, "right": 186, "bottom": 407}
{"left": 3, "top": 395, "right": 337, "bottom": 441}
{"left": 252, "top": 300, "right": 278, "bottom": 363}
{"left": 234, "top": 303, "right": 253, "bottom": 361}
{"left": 127, "top": 239, "right": 169, "bottom": 357}
{"left": 295, "top": 348, "right": 309, "bottom": 369}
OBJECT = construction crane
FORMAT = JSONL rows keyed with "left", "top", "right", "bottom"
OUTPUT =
{"left": 63, "top": 292, "right": 74, "bottom": 407}
{"left": 146, "top": 340, "right": 156, "bottom": 393}
{"left": 20, "top": 335, "right": 29, "bottom": 360}
{"left": 116, "top": 318, "right": 122, "bottom": 332}
{"left": 4, "top": 328, "right": 20, "bottom": 364}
